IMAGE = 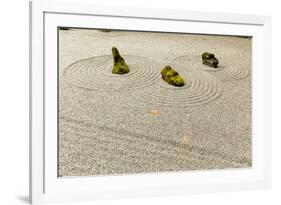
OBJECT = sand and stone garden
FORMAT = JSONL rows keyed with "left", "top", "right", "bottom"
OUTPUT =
{"left": 58, "top": 29, "right": 252, "bottom": 176}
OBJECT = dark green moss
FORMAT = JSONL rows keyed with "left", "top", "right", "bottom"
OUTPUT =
{"left": 112, "top": 47, "right": 129, "bottom": 74}
{"left": 161, "top": 66, "right": 185, "bottom": 87}
{"left": 201, "top": 52, "right": 219, "bottom": 68}
{"left": 59, "top": 27, "right": 70, "bottom": 30}
{"left": 100, "top": 29, "right": 112, "bottom": 32}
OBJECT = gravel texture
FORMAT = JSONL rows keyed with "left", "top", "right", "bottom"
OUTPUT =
{"left": 58, "top": 29, "right": 252, "bottom": 177}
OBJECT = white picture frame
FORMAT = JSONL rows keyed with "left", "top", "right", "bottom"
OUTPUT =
{"left": 29, "top": 0, "right": 272, "bottom": 204}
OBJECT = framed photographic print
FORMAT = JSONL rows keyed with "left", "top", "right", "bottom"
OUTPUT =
{"left": 29, "top": 0, "right": 272, "bottom": 204}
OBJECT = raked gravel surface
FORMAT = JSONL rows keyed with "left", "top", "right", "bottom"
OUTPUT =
{"left": 58, "top": 29, "right": 252, "bottom": 177}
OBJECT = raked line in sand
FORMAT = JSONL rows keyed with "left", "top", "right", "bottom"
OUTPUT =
{"left": 63, "top": 55, "right": 223, "bottom": 107}
{"left": 135, "top": 70, "right": 222, "bottom": 107}
{"left": 173, "top": 55, "right": 249, "bottom": 81}
{"left": 63, "top": 55, "right": 161, "bottom": 91}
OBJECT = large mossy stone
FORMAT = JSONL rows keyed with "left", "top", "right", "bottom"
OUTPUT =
{"left": 112, "top": 47, "right": 129, "bottom": 74}
{"left": 161, "top": 66, "right": 185, "bottom": 87}
{"left": 201, "top": 52, "right": 219, "bottom": 68}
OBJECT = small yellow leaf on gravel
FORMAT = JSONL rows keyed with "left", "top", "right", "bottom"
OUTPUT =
{"left": 148, "top": 109, "right": 160, "bottom": 115}
{"left": 182, "top": 135, "right": 189, "bottom": 145}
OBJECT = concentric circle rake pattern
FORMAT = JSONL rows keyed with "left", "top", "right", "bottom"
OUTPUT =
{"left": 217, "top": 58, "right": 250, "bottom": 81}
{"left": 136, "top": 71, "right": 222, "bottom": 107}
{"left": 173, "top": 55, "right": 249, "bottom": 81}
{"left": 63, "top": 55, "right": 161, "bottom": 91}
{"left": 173, "top": 55, "right": 203, "bottom": 70}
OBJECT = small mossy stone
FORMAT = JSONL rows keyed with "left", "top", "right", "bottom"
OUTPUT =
{"left": 112, "top": 47, "right": 129, "bottom": 75}
{"left": 169, "top": 75, "right": 185, "bottom": 86}
{"left": 161, "top": 66, "right": 185, "bottom": 87}
{"left": 166, "top": 69, "right": 178, "bottom": 78}
{"left": 201, "top": 52, "right": 219, "bottom": 68}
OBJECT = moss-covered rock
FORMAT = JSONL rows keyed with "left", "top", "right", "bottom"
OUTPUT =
{"left": 201, "top": 52, "right": 219, "bottom": 68}
{"left": 161, "top": 66, "right": 185, "bottom": 87}
{"left": 112, "top": 47, "right": 129, "bottom": 74}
